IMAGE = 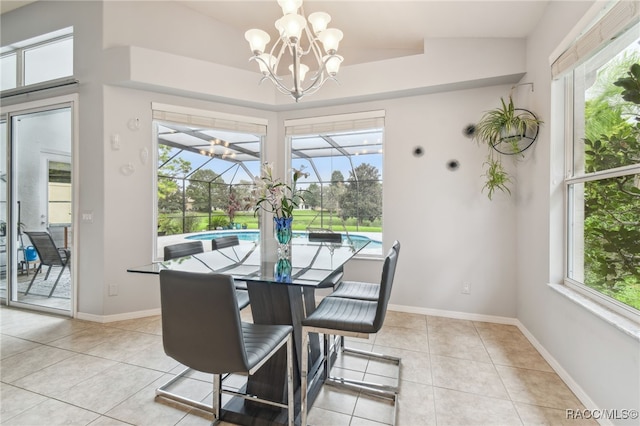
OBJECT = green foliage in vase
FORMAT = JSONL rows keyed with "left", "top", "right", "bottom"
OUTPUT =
{"left": 253, "top": 162, "right": 309, "bottom": 218}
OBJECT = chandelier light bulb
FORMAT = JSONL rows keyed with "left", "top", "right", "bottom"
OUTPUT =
{"left": 277, "top": 0, "right": 302, "bottom": 15}
{"left": 318, "top": 28, "right": 343, "bottom": 53}
{"left": 279, "top": 13, "right": 307, "bottom": 40}
{"left": 290, "top": 63, "right": 309, "bottom": 81}
{"left": 257, "top": 53, "right": 276, "bottom": 74}
{"left": 308, "top": 12, "right": 331, "bottom": 34}
{"left": 244, "top": 29, "right": 270, "bottom": 54}
{"left": 324, "top": 54, "right": 343, "bottom": 75}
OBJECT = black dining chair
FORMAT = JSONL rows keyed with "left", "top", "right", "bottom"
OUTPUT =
{"left": 210, "top": 235, "right": 241, "bottom": 250}
{"left": 158, "top": 270, "right": 294, "bottom": 425}
{"left": 301, "top": 241, "right": 401, "bottom": 426}
{"left": 163, "top": 241, "right": 204, "bottom": 261}
{"left": 23, "top": 231, "right": 71, "bottom": 298}
{"left": 308, "top": 231, "right": 342, "bottom": 244}
{"left": 163, "top": 241, "right": 250, "bottom": 309}
{"left": 211, "top": 235, "right": 248, "bottom": 291}
{"left": 308, "top": 231, "right": 344, "bottom": 288}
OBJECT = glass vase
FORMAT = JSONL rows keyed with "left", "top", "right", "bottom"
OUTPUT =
{"left": 274, "top": 216, "right": 293, "bottom": 260}
{"left": 274, "top": 257, "right": 292, "bottom": 282}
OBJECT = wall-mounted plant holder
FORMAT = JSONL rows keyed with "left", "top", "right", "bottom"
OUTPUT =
{"left": 489, "top": 108, "right": 540, "bottom": 156}
{"left": 472, "top": 95, "right": 543, "bottom": 199}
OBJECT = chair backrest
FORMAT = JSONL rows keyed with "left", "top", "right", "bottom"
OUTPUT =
{"left": 211, "top": 235, "right": 240, "bottom": 250}
{"left": 308, "top": 232, "right": 342, "bottom": 244}
{"left": 163, "top": 241, "right": 204, "bottom": 260}
{"left": 159, "top": 270, "right": 250, "bottom": 374}
{"left": 24, "top": 231, "right": 65, "bottom": 266}
{"left": 373, "top": 240, "right": 401, "bottom": 331}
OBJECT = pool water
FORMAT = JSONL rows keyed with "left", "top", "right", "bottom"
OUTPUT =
{"left": 186, "top": 230, "right": 382, "bottom": 250}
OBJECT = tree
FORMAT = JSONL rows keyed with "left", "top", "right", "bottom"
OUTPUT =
{"left": 304, "top": 183, "right": 321, "bottom": 209}
{"left": 583, "top": 58, "right": 640, "bottom": 309}
{"left": 326, "top": 170, "right": 345, "bottom": 213}
{"left": 158, "top": 144, "right": 191, "bottom": 213}
{"left": 339, "top": 163, "right": 382, "bottom": 224}
{"left": 185, "top": 169, "right": 224, "bottom": 212}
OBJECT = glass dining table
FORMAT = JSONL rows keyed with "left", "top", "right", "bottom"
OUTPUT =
{"left": 128, "top": 238, "right": 369, "bottom": 426}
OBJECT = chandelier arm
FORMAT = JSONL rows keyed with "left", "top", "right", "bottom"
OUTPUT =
{"left": 258, "top": 66, "right": 298, "bottom": 96}
{"left": 291, "top": 42, "right": 303, "bottom": 100}
{"left": 302, "top": 52, "right": 339, "bottom": 91}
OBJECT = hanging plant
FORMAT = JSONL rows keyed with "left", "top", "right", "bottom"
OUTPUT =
{"left": 474, "top": 96, "right": 543, "bottom": 198}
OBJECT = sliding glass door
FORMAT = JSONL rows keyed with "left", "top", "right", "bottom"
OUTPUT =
{"left": 1, "top": 99, "right": 74, "bottom": 314}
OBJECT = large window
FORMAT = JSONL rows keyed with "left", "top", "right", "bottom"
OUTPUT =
{"left": 559, "top": 7, "right": 639, "bottom": 317}
{"left": 0, "top": 27, "right": 73, "bottom": 92}
{"left": 152, "top": 105, "right": 264, "bottom": 258}
{"left": 287, "top": 112, "right": 384, "bottom": 255}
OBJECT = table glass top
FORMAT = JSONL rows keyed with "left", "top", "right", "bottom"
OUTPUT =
{"left": 127, "top": 240, "right": 368, "bottom": 288}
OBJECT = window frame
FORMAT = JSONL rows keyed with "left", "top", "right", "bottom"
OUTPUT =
{"left": 561, "top": 20, "right": 640, "bottom": 322}
{"left": 0, "top": 28, "right": 74, "bottom": 95}
{"left": 285, "top": 111, "right": 385, "bottom": 257}
{"left": 151, "top": 103, "right": 266, "bottom": 262}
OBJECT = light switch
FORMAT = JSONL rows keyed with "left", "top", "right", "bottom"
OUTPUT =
{"left": 111, "top": 134, "right": 120, "bottom": 150}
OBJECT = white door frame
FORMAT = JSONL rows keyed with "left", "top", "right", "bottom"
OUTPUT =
{"left": 1, "top": 94, "right": 78, "bottom": 317}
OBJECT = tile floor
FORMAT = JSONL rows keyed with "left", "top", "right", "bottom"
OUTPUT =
{"left": 0, "top": 306, "right": 595, "bottom": 426}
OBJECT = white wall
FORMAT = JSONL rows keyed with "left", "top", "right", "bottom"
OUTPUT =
{"left": 278, "top": 89, "right": 519, "bottom": 318}
{"left": 517, "top": 0, "right": 640, "bottom": 422}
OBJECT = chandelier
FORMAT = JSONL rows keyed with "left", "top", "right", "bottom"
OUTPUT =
{"left": 244, "top": 0, "right": 343, "bottom": 102}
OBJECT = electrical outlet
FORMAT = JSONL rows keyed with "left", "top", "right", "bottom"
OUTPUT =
{"left": 108, "top": 284, "right": 118, "bottom": 296}
{"left": 461, "top": 282, "right": 471, "bottom": 295}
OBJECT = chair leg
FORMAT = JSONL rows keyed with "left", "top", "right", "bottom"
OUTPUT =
{"left": 286, "top": 334, "right": 294, "bottom": 426}
{"left": 325, "top": 344, "right": 401, "bottom": 396}
{"left": 44, "top": 265, "right": 53, "bottom": 280}
{"left": 301, "top": 330, "right": 309, "bottom": 426}
{"left": 48, "top": 264, "right": 68, "bottom": 297}
{"left": 213, "top": 374, "right": 221, "bottom": 424}
{"left": 23, "top": 264, "right": 42, "bottom": 295}
{"left": 156, "top": 367, "right": 214, "bottom": 413}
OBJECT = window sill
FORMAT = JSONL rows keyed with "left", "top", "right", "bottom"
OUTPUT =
{"left": 548, "top": 283, "right": 640, "bottom": 342}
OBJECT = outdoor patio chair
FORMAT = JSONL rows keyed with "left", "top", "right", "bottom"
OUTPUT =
{"left": 23, "top": 231, "right": 71, "bottom": 298}
{"left": 158, "top": 270, "right": 294, "bottom": 425}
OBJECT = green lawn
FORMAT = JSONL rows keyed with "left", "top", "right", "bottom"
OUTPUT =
{"left": 159, "top": 209, "right": 382, "bottom": 234}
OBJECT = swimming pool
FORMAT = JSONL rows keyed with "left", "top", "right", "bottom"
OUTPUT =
{"left": 185, "top": 230, "right": 382, "bottom": 250}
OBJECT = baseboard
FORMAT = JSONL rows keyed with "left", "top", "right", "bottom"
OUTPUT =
{"left": 76, "top": 308, "right": 161, "bottom": 323}
{"left": 388, "top": 303, "right": 604, "bottom": 424}
{"left": 387, "top": 303, "right": 519, "bottom": 325}
{"left": 514, "top": 320, "right": 609, "bottom": 426}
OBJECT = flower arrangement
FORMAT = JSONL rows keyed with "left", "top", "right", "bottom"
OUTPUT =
{"left": 253, "top": 162, "right": 309, "bottom": 218}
